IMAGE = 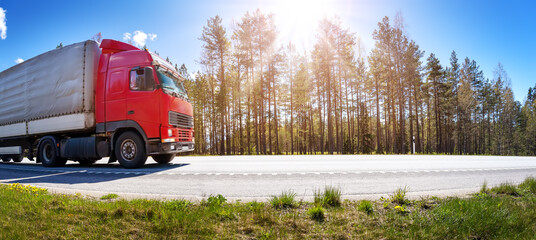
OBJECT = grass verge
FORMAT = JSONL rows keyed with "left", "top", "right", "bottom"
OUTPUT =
{"left": 314, "top": 185, "right": 342, "bottom": 207}
{"left": 1, "top": 178, "right": 536, "bottom": 239}
{"left": 270, "top": 190, "right": 297, "bottom": 209}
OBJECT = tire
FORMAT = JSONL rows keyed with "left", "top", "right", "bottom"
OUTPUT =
{"left": 115, "top": 131, "right": 147, "bottom": 169}
{"left": 11, "top": 155, "right": 23, "bottom": 162}
{"left": 152, "top": 154, "right": 175, "bottom": 164}
{"left": 38, "top": 137, "right": 67, "bottom": 167}
{"left": 1, "top": 156, "right": 12, "bottom": 162}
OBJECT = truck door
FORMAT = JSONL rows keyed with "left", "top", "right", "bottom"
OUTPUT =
{"left": 126, "top": 67, "right": 160, "bottom": 139}
{"left": 105, "top": 69, "right": 127, "bottom": 123}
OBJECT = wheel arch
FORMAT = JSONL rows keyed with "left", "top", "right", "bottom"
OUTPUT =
{"left": 101, "top": 120, "right": 150, "bottom": 155}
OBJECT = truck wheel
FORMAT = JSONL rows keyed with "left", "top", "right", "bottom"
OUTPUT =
{"left": 152, "top": 154, "right": 175, "bottom": 164}
{"left": 1, "top": 156, "right": 12, "bottom": 162}
{"left": 39, "top": 138, "right": 67, "bottom": 167}
{"left": 115, "top": 131, "right": 147, "bottom": 169}
{"left": 11, "top": 155, "right": 23, "bottom": 162}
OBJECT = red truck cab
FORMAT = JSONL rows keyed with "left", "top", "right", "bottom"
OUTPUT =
{"left": 95, "top": 39, "right": 194, "bottom": 168}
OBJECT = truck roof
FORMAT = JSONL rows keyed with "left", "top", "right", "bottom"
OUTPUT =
{"left": 100, "top": 39, "right": 139, "bottom": 54}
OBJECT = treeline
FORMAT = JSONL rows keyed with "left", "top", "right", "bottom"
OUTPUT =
{"left": 176, "top": 10, "right": 536, "bottom": 156}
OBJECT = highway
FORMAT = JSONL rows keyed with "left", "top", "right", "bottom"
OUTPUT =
{"left": 1, "top": 155, "right": 536, "bottom": 201}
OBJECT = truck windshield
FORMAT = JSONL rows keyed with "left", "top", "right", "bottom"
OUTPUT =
{"left": 157, "top": 69, "right": 188, "bottom": 100}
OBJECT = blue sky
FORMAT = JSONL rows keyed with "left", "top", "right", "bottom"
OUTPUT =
{"left": 0, "top": 0, "right": 534, "bottom": 102}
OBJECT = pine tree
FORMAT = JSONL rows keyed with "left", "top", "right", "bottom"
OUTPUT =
{"left": 200, "top": 15, "right": 230, "bottom": 155}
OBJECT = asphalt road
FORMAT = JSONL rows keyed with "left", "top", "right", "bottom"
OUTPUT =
{"left": 1, "top": 155, "right": 536, "bottom": 201}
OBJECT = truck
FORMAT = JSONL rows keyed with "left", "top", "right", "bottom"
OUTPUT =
{"left": 0, "top": 39, "right": 194, "bottom": 168}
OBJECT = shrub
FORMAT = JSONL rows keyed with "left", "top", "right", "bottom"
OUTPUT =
{"left": 314, "top": 186, "right": 342, "bottom": 207}
{"left": 308, "top": 206, "right": 325, "bottom": 222}
{"left": 270, "top": 190, "right": 296, "bottom": 209}
{"left": 207, "top": 194, "right": 227, "bottom": 207}
{"left": 358, "top": 200, "right": 374, "bottom": 215}
{"left": 390, "top": 187, "right": 409, "bottom": 205}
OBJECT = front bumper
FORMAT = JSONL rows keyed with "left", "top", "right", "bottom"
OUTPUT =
{"left": 149, "top": 141, "right": 194, "bottom": 154}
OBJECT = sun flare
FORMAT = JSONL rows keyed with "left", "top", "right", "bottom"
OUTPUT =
{"left": 274, "top": 0, "right": 338, "bottom": 51}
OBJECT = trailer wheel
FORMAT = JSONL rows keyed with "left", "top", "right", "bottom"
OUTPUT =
{"left": 11, "top": 155, "right": 23, "bottom": 162}
{"left": 152, "top": 154, "right": 176, "bottom": 164}
{"left": 39, "top": 137, "right": 67, "bottom": 167}
{"left": 115, "top": 131, "right": 147, "bottom": 169}
{"left": 1, "top": 156, "right": 12, "bottom": 162}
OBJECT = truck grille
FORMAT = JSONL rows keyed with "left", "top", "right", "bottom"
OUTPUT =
{"left": 178, "top": 130, "right": 190, "bottom": 141}
{"left": 169, "top": 111, "right": 193, "bottom": 129}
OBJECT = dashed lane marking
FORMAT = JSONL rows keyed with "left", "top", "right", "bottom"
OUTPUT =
{"left": 1, "top": 164, "right": 536, "bottom": 177}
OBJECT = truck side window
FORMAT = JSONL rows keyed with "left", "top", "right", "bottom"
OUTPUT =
{"left": 130, "top": 68, "right": 155, "bottom": 91}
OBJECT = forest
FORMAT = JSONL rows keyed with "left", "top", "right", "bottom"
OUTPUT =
{"left": 170, "top": 10, "right": 536, "bottom": 156}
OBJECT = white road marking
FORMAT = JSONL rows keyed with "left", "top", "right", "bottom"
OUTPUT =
{"left": 0, "top": 171, "right": 85, "bottom": 183}
{"left": 2, "top": 163, "right": 536, "bottom": 179}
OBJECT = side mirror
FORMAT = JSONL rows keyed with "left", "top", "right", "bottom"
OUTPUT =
{"left": 144, "top": 67, "right": 154, "bottom": 84}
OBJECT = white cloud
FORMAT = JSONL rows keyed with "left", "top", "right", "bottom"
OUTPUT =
{"left": 122, "top": 30, "right": 157, "bottom": 48}
{"left": 132, "top": 30, "right": 147, "bottom": 47}
{"left": 15, "top": 58, "right": 24, "bottom": 64}
{"left": 123, "top": 32, "right": 131, "bottom": 41}
{"left": 0, "top": 8, "right": 7, "bottom": 40}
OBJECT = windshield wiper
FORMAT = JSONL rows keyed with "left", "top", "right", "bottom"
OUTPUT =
{"left": 162, "top": 86, "right": 181, "bottom": 98}
{"left": 162, "top": 86, "right": 175, "bottom": 91}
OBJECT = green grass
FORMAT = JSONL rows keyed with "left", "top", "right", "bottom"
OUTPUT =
{"left": 2, "top": 179, "right": 536, "bottom": 239}
{"left": 390, "top": 186, "right": 409, "bottom": 205}
{"left": 519, "top": 177, "right": 536, "bottom": 193}
{"left": 100, "top": 193, "right": 119, "bottom": 200}
{"left": 307, "top": 205, "right": 325, "bottom": 222}
{"left": 314, "top": 185, "right": 342, "bottom": 207}
{"left": 270, "top": 190, "right": 296, "bottom": 209}
{"left": 490, "top": 182, "right": 521, "bottom": 196}
{"left": 358, "top": 200, "right": 374, "bottom": 214}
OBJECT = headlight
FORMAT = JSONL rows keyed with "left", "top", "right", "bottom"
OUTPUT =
{"left": 162, "top": 138, "right": 175, "bottom": 143}
{"left": 168, "top": 129, "right": 173, "bottom": 137}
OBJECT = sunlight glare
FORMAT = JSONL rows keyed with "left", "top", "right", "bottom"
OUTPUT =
{"left": 274, "top": 0, "right": 338, "bottom": 52}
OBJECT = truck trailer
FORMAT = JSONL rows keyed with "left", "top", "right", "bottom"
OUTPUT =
{"left": 0, "top": 39, "right": 194, "bottom": 168}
